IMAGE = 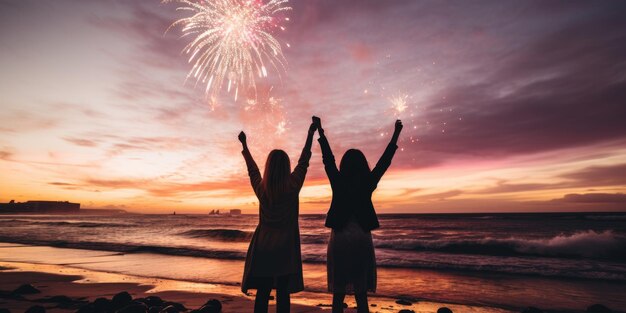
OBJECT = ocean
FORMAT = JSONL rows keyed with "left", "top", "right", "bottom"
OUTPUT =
{"left": 1, "top": 212, "right": 625, "bottom": 311}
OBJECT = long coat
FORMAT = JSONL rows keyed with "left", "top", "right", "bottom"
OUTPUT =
{"left": 318, "top": 134, "right": 397, "bottom": 231}
{"left": 240, "top": 147, "right": 311, "bottom": 294}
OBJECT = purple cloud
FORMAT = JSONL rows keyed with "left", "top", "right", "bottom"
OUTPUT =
{"left": 558, "top": 193, "right": 626, "bottom": 204}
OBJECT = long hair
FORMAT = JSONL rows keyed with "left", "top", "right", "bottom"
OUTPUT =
{"left": 261, "top": 149, "right": 292, "bottom": 202}
{"left": 339, "top": 149, "right": 371, "bottom": 180}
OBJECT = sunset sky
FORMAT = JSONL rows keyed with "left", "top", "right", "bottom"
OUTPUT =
{"left": 1, "top": 0, "right": 625, "bottom": 213}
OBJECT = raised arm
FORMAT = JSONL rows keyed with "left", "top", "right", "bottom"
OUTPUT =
{"left": 239, "top": 131, "right": 262, "bottom": 196}
{"left": 291, "top": 122, "right": 316, "bottom": 188}
{"left": 371, "top": 120, "right": 403, "bottom": 185}
{"left": 315, "top": 117, "right": 339, "bottom": 183}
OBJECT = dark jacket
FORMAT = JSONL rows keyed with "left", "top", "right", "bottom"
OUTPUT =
{"left": 318, "top": 134, "right": 397, "bottom": 231}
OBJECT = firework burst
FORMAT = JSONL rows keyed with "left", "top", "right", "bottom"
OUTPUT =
{"left": 164, "top": 0, "right": 291, "bottom": 100}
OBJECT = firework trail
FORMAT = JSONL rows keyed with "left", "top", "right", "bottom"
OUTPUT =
{"left": 241, "top": 86, "right": 288, "bottom": 150}
{"left": 164, "top": 0, "right": 291, "bottom": 101}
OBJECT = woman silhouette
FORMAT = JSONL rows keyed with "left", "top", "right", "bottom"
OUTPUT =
{"left": 314, "top": 117, "right": 403, "bottom": 313}
{"left": 239, "top": 122, "right": 316, "bottom": 313}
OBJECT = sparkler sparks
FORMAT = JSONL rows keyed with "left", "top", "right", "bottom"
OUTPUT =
{"left": 389, "top": 93, "right": 409, "bottom": 115}
{"left": 165, "top": 0, "right": 291, "bottom": 100}
{"left": 275, "top": 120, "right": 286, "bottom": 135}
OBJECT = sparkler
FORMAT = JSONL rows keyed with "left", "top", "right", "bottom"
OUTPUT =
{"left": 389, "top": 93, "right": 409, "bottom": 115}
{"left": 164, "top": 0, "right": 291, "bottom": 100}
{"left": 275, "top": 120, "right": 286, "bottom": 135}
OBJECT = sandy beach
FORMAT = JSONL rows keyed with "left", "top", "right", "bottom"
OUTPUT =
{"left": 0, "top": 261, "right": 504, "bottom": 313}
{"left": 0, "top": 244, "right": 516, "bottom": 313}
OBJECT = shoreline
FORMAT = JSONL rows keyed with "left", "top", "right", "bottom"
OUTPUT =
{"left": 0, "top": 236, "right": 623, "bottom": 283}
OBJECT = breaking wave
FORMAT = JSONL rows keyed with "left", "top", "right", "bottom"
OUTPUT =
{"left": 374, "top": 230, "right": 626, "bottom": 261}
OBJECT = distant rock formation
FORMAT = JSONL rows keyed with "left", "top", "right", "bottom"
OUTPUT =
{"left": 0, "top": 200, "right": 80, "bottom": 214}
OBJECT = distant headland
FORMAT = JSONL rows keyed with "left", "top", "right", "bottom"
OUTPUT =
{"left": 0, "top": 200, "right": 80, "bottom": 214}
{"left": 0, "top": 200, "right": 130, "bottom": 214}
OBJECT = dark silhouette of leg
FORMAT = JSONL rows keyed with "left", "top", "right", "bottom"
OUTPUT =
{"left": 355, "top": 293, "right": 369, "bottom": 313}
{"left": 276, "top": 275, "right": 290, "bottom": 313}
{"left": 332, "top": 292, "right": 345, "bottom": 313}
{"left": 254, "top": 287, "right": 271, "bottom": 313}
{"left": 254, "top": 278, "right": 272, "bottom": 313}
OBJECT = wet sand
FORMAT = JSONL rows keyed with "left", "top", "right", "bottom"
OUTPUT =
{"left": 0, "top": 262, "right": 322, "bottom": 313}
{"left": 0, "top": 261, "right": 508, "bottom": 313}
